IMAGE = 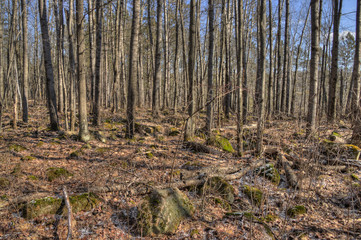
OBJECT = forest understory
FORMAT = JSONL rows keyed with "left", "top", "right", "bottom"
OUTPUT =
{"left": 0, "top": 104, "right": 360, "bottom": 240}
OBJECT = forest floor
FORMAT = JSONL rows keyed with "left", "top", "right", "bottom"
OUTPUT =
{"left": 0, "top": 104, "right": 360, "bottom": 240}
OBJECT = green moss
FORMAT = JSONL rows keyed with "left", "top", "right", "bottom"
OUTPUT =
{"left": 145, "top": 152, "right": 154, "bottom": 159}
{"left": 190, "top": 229, "right": 199, "bottom": 238}
{"left": 9, "top": 144, "right": 27, "bottom": 152}
{"left": 23, "top": 193, "right": 101, "bottom": 219}
{"left": 168, "top": 127, "right": 180, "bottom": 136}
{"left": 11, "top": 163, "right": 22, "bottom": 176}
{"left": 201, "top": 177, "right": 235, "bottom": 203}
{"left": 0, "top": 177, "right": 10, "bottom": 189}
{"left": 351, "top": 173, "right": 359, "bottom": 181}
{"left": 262, "top": 214, "right": 278, "bottom": 222}
{"left": 213, "top": 197, "right": 231, "bottom": 211}
{"left": 46, "top": 167, "right": 73, "bottom": 182}
{"left": 242, "top": 185, "right": 263, "bottom": 206}
{"left": 255, "top": 164, "right": 281, "bottom": 185}
{"left": 21, "top": 155, "right": 36, "bottom": 161}
{"left": 69, "top": 150, "right": 83, "bottom": 158}
{"left": 286, "top": 205, "right": 307, "bottom": 218}
{"left": 95, "top": 147, "right": 110, "bottom": 154}
{"left": 28, "top": 175, "right": 38, "bottom": 181}
{"left": 207, "top": 135, "right": 234, "bottom": 153}
{"left": 81, "top": 143, "right": 92, "bottom": 150}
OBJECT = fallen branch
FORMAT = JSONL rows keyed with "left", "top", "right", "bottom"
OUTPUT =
{"left": 63, "top": 186, "right": 72, "bottom": 240}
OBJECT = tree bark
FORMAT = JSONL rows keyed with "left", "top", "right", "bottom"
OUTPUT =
{"left": 152, "top": 0, "right": 162, "bottom": 117}
{"left": 21, "top": 0, "right": 29, "bottom": 123}
{"left": 76, "top": 0, "right": 90, "bottom": 141}
{"left": 307, "top": 0, "right": 321, "bottom": 136}
{"left": 327, "top": 0, "right": 343, "bottom": 122}
{"left": 184, "top": 0, "right": 197, "bottom": 141}
{"left": 126, "top": 0, "right": 141, "bottom": 138}
{"left": 93, "top": 0, "right": 102, "bottom": 126}
{"left": 38, "top": 0, "right": 59, "bottom": 131}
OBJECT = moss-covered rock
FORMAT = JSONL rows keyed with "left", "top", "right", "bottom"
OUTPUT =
{"left": 351, "top": 173, "right": 359, "bottom": 181}
{"left": 201, "top": 177, "right": 235, "bottom": 203}
{"left": 242, "top": 185, "right": 263, "bottom": 206}
{"left": 137, "top": 187, "right": 194, "bottom": 236}
{"left": 0, "top": 177, "right": 10, "bottom": 189}
{"left": 9, "top": 144, "right": 27, "bottom": 152}
{"left": 46, "top": 167, "right": 73, "bottom": 182}
{"left": 321, "top": 140, "right": 361, "bottom": 158}
{"left": 22, "top": 193, "right": 101, "bottom": 219}
{"left": 207, "top": 135, "right": 234, "bottom": 153}
{"left": 255, "top": 164, "right": 280, "bottom": 185}
{"left": 28, "top": 175, "right": 38, "bottom": 181}
{"left": 286, "top": 205, "right": 307, "bottom": 217}
{"left": 168, "top": 127, "right": 180, "bottom": 136}
{"left": 95, "top": 147, "right": 110, "bottom": 154}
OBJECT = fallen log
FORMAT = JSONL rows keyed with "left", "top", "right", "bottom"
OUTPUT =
{"left": 278, "top": 153, "right": 299, "bottom": 189}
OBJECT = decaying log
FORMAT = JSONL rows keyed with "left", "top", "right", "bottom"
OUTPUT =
{"left": 278, "top": 153, "right": 299, "bottom": 189}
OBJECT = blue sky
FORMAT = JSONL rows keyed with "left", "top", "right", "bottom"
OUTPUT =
{"left": 341, "top": 0, "right": 357, "bottom": 32}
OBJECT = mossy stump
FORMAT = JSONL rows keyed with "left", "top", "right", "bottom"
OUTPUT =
{"left": 286, "top": 205, "right": 307, "bottom": 218}
{"left": 207, "top": 135, "right": 234, "bottom": 153}
{"left": 255, "top": 164, "right": 281, "bottom": 185}
{"left": 46, "top": 167, "right": 73, "bottom": 182}
{"left": 137, "top": 187, "right": 194, "bottom": 236}
{"left": 242, "top": 185, "right": 263, "bottom": 206}
{"left": 22, "top": 193, "right": 101, "bottom": 219}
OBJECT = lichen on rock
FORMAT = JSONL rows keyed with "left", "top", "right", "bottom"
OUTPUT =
{"left": 137, "top": 187, "right": 194, "bottom": 236}
{"left": 200, "top": 177, "right": 235, "bottom": 203}
{"left": 286, "top": 205, "right": 307, "bottom": 217}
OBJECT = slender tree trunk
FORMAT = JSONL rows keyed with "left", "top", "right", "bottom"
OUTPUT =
{"left": 327, "top": 0, "right": 343, "bottom": 122}
{"left": 93, "top": 0, "right": 102, "bottom": 126}
{"left": 266, "top": 0, "right": 273, "bottom": 119}
{"left": 76, "top": 0, "right": 90, "bottom": 141}
{"left": 307, "top": 0, "right": 321, "bottom": 136}
{"left": 236, "top": 0, "right": 243, "bottom": 154}
{"left": 206, "top": 0, "right": 215, "bottom": 136}
{"left": 88, "top": 0, "right": 96, "bottom": 112}
{"left": 184, "top": 0, "right": 197, "bottom": 141}
{"left": 255, "top": 0, "right": 266, "bottom": 155}
{"left": 38, "top": 0, "right": 59, "bottom": 131}
{"left": 281, "top": 0, "right": 289, "bottom": 113}
{"left": 21, "top": 0, "right": 29, "bottom": 123}
{"left": 152, "top": 0, "right": 162, "bottom": 117}
{"left": 352, "top": 0, "right": 361, "bottom": 143}
{"left": 173, "top": 0, "right": 179, "bottom": 113}
{"left": 275, "top": 0, "right": 284, "bottom": 113}
{"left": 126, "top": 0, "right": 141, "bottom": 138}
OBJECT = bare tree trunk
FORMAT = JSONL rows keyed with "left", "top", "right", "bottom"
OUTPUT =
{"left": 266, "top": 0, "right": 273, "bottom": 119}
{"left": 184, "top": 0, "right": 197, "bottom": 141}
{"left": 162, "top": 0, "right": 169, "bottom": 110}
{"left": 275, "top": 0, "right": 284, "bottom": 113}
{"left": 38, "top": 0, "right": 59, "bottom": 131}
{"left": 306, "top": 0, "right": 321, "bottom": 136}
{"left": 93, "top": 0, "right": 102, "bottom": 126}
{"left": 236, "top": 0, "right": 243, "bottom": 154}
{"left": 327, "top": 0, "right": 343, "bottom": 122}
{"left": 152, "top": 0, "right": 162, "bottom": 117}
{"left": 76, "top": 0, "right": 90, "bottom": 141}
{"left": 21, "top": 0, "right": 29, "bottom": 123}
{"left": 281, "top": 0, "right": 289, "bottom": 113}
{"left": 255, "top": 0, "right": 266, "bottom": 155}
{"left": 352, "top": 0, "right": 361, "bottom": 144}
{"left": 88, "top": 0, "right": 96, "bottom": 113}
{"left": 206, "top": 0, "right": 215, "bottom": 136}
{"left": 173, "top": 0, "right": 179, "bottom": 113}
{"left": 126, "top": 0, "right": 141, "bottom": 138}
